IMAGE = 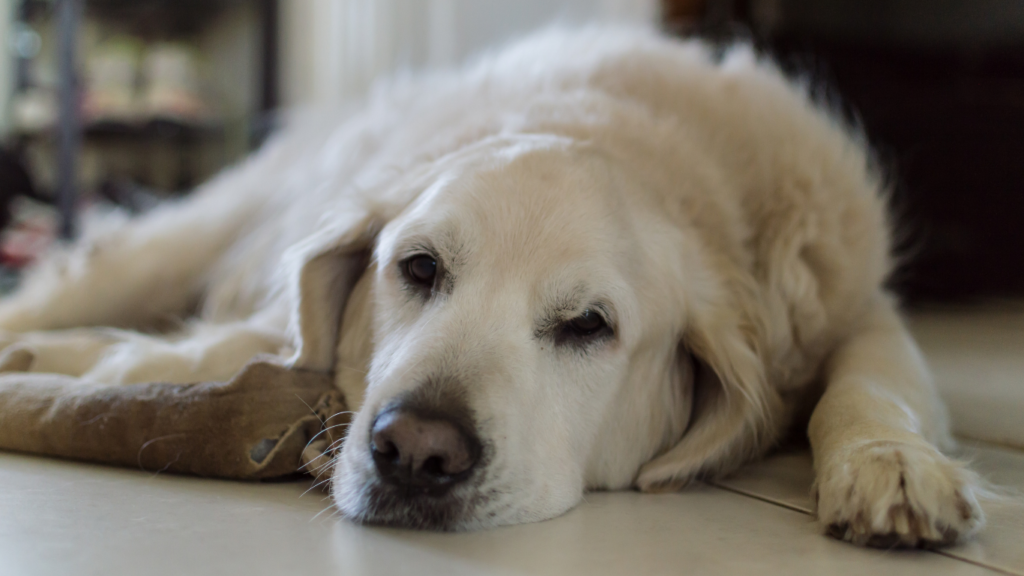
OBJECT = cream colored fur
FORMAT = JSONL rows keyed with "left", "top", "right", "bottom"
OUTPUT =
{"left": 0, "top": 27, "right": 982, "bottom": 545}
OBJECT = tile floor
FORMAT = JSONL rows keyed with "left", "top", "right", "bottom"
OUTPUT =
{"left": 1, "top": 308, "right": 1022, "bottom": 576}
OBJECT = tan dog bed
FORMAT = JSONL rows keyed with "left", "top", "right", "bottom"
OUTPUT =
{"left": 0, "top": 355, "right": 348, "bottom": 480}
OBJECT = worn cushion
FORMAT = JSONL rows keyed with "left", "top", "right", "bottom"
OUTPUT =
{"left": 0, "top": 356, "right": 348, "bottom": 479}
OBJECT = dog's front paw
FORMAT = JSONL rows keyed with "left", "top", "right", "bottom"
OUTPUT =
{"left": 813, "top": 440, "right": 984, "bottom": 548}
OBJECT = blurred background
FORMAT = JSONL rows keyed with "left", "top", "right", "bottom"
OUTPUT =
{"left": 0, "top": 0, "right": 1021, "bottom": 305}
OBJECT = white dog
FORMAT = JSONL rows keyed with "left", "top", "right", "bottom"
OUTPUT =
{"left": 0, "top": 28, "right": 983, "bottom": 547}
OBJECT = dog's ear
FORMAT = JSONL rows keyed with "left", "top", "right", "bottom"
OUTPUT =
{"left": 282, "top": 155, "right": 450, "bottom": 372}
{"left": 334, "top": 263, "right": 375, "bottom": 411}
{"left": 284, "top": 210, "right": 379, "bottom": 371}
{"left": 636, "top": 297, "right": 781, "bottom": 492}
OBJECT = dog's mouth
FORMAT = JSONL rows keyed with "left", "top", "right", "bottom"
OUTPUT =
{"left": 353, "top": 477, "right": 488, "bottom": 531}
{"left": 336, "top": 448, "right": 499, "bottom": 531}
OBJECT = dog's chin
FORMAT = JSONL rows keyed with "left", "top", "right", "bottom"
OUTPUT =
{"left": 331, "top": 457, "right": 582, "bottom": 531}
{"left": 341, "top": 481, "right": 484, "bottom": 531}
{"left": 335, "top": 482, "right": 579, "bottom": 531}
{"left": 331, "top": 459, "right": 496, "bottom": 531}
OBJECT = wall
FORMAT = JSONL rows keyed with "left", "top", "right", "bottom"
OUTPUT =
{"left": 278, "top": 0, "right": 658, "bottom": 107}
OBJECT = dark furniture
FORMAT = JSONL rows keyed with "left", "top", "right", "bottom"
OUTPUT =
{"left": 664, "top": 0, "right": 1024, "bottom": 304}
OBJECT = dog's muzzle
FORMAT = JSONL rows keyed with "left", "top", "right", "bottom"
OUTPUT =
{"left": 370, "top": 404, "right": 480, "bottom": 496}
{"left": 352, "top": 388, "right": 487, "bottom": 530}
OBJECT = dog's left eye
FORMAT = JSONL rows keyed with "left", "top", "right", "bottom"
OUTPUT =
{"left": 402, "top": 255, "right": 437, "bottom": 289}
{"left": 556, "top": 308, "right": 611, "bottom": 345}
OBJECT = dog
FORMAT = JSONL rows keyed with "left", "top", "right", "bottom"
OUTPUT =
{"left": 0, "top": 28, "right": 984, "bottom": 547}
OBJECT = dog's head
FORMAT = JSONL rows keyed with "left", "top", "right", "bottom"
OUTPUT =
{"left": 289, "top": 133, "right": 772, "bottom": 530}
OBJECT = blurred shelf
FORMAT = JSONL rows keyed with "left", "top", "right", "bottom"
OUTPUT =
{"left": 6, "top": 0, "right": 277, "bottom": 239}
{"left": 86, "top": 0, "right": 250, "bottom": 36}
{"left": 85, "top": 119, "right": 225, "bottom": 142}
{"left": 15, "top": 119, "right": 226, "bottom": 143}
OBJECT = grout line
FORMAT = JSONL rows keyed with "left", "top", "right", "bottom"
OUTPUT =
{"left": 708, "top": 481, "right": 812, "bottom": 515}
{"left": 933, "top": 551, "right": 1022, "bottom": 576}
{"left": 709, "top": 481, "right": 1022, "bottom": 576}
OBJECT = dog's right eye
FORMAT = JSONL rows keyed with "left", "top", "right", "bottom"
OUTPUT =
{"left": 402, "top": 255, "right": 437, "bottom": 289}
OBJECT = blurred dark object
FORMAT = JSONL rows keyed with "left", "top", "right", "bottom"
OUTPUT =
{"left": 664, "top": 0, "right": 1024, "bottom": 304}
{"left": 55, "top": 0, "right": 80, "bottom": 240}
{"left": 0, "top": 147, "right": 46, "bottom": 231}
{"left": 0, "top": 149, "right": 57, "bottom": 270}
{"left": 97, "top": 179, "right": 162, "bottom": 214}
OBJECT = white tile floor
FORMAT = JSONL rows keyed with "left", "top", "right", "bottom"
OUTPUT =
{"left": 716, "top": 441, "right": 1024, "bottom": 575}
{"left": 909, "top": 306, "right": 1024, "bottom": 450}
{"left": 1, "top": 309, "right": 1022, "bottom": 576}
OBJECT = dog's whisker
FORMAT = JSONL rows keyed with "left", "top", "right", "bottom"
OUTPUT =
{"left": 303, "top": 457, "right": 341, "bottom": 481}
{"left": 301, "top": 476, "right": 336, "bottom": 498}
{"left": 325, "top": 435, "right": 351, "bottom": 452}
{"left": 309, "top": 503, "right": 340, "bottom": 523}
{"left": 300, "top": 423, "right": 352, "bottom": 458}
{"left": 336, "top": 364, "right": 368, "bottom": 375}
{"left": 293, "top": 393, "right": 325, "bottom": 426}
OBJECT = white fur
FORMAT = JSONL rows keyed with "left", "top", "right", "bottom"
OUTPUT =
{"left": 0, "top": 27, "right": 982, "bottom": 544}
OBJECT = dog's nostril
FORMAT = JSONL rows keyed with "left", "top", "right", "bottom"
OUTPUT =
{"left": 376, "top": 439, "right": 397, "bottom": 457}
{"left": 370, "top": 407, "right": 480, "bottom": 492}
{"left": 421, "top": 455, "right": 446, "bottom": 478}
{"left": 373, "top": 439, "right": 400, "bottom": 467}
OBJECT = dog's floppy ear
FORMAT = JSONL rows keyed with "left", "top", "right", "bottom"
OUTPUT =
{"left": 285, "top": 209, "right": 379, "bottom": 371}
{"left": 282, "top": 155, "right": 451, "bottom": 372}
{"left": 636, "top": 297, "right": 781, "bottom": 492}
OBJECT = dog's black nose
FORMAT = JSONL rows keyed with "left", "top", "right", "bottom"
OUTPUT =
{"left": 370, "top": 407, "right": 479, "bottom": 492}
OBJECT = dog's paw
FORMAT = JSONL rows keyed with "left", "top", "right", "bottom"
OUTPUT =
{"left": 813, "top": 440, "right": 984, "bottom": 548}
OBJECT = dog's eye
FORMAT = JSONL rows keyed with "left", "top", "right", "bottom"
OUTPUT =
{"left": 403, "top": 255, "right": 437, "bottom": 288}
{"left": 556, "top": 308, "right": 611, "bottom": 345}
{"left": 568, "top": 309, "right": 605, "bottom": 334}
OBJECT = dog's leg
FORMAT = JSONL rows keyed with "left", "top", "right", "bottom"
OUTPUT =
{"left": 81, "top": 321, "right": 289, "bottom": 385}
{"left": 0, "top": 308, "right": 289, "bottom": 385}
{"left": 0, "top": 188, "right": 257, "bottom": 333}
{"left": 0, "top": 328, "right": 122, "bottom": 375}
{"left": 808, "top": 293, "right": 984, "bottom": 548}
